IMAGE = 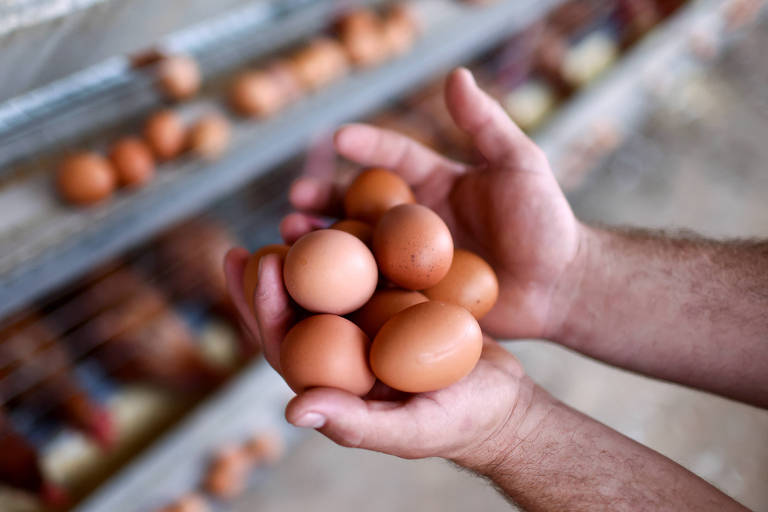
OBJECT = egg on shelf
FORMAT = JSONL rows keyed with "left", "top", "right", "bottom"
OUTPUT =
{"left": 56, "top": 152, "right": 117, "bottom": 205}
{"left": 157, "top": 54, "right": 201, "bottom": 101}
{"left": 108, "top": 137, "right": 156, "bottom": 188}
{"left": 229, "top": 70, "right": 285, "bottom": 118}
{"left": 204, "top": 445, "right": 252, "bottom": 500}
{"left": 144, "top": 110, "right": 188, "bottom": 161}
{"left": 188, "top": 113, "right": 231, "bottom": 160}
{"left": 381, "top": 3, "right": 419, "bottom": 57}
{"left": 337, "top": 9, "right": 389, "bottom": 68}
{"left": 289, "top": 37, "right": 350, "bottom": 91}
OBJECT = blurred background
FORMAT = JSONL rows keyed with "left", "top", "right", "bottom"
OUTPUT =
{"left": 0, "top": 0, "right": 767, "bottom": 510}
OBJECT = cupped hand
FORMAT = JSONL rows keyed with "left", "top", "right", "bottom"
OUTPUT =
{"left": 223, "top": 249, "right": 536, "bottom": 464}
{"left": 283, "top": 68, "right": 583, "bottom": 340}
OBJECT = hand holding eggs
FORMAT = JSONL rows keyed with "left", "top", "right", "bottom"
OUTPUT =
{"left": 245, "top": 168, "right": 498, "bottom": 395}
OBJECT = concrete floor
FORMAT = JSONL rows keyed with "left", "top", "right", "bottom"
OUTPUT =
{"left": 234, "top": 20, "right": 768, "bottom": 512}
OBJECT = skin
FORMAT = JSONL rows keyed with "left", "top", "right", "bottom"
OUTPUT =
{"left": 224, "top": 68, "right": 762, "bottom": 510}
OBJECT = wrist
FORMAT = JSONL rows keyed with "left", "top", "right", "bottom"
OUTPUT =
{"left": 450, "top": 377, "right": 556, "bottom": 474}
{"left": 544, "top": 222, "right": 603, "bottom": 345}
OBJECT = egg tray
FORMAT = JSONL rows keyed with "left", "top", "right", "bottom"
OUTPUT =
{"left": 0, "top": 0, "right": 566, "bottom": 322}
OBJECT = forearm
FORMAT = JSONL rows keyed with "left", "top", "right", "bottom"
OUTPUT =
{"left": 552, "top": 225, "right": 768, "bottom": 407}
{"left": 458, "top": 385, "right": 746, "bottom": 511}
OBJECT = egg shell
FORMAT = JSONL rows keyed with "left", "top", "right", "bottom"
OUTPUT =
{"left": 280, "top": 314, "right": 375, "bottom": 396}
{"left": 330, "top": 219, "right": 374, "bottom": 246}
{"left": 264, "top": 59, "right": 304, "bottom": 103}
{"left": 245, "top": 430, "right": 284, "bottom": 465}
{"left": 158, "top": 54, "right": 201, "bottom": 100}
{"left": 242, "top": 244, "right": 290, "bottom": 313}
{"left": 338, "top": 10, "right": 389, "bottom": 68}
{"left": 370, "top": 301, "right": 482, "bottom": 393}
{"left": 423, "top": 249, "right": 498, "bottom": 319}
{"left": 229, "top": 70, "right": 284, "bottom": 118}
{"left": 283, "top": 229, "right": 378, "bottom": 315}
{"left": 344, "top": 168, "right": 415, "bottom": 224}
{"left": 109, "top": 137, "right": 155, "bottom": 188}
{"left": 382, "top": 4, "right": 419, "bottom": 56}
{"left": 351, "top": 289, "right": 428, "bottom": 338}
{"left": 189, "top": 114, "right": 231, "bottom": 160}
{"left": 57, "top": 152, "right": 117, "bottom": 205}
{"left": 144, "top": 110, "right": 187, "bottom": 160}
{"left": 290, "top": 38, "right": 349, "bottom": 91}
{"left": 204, "top": 447, "right": 252, "bottom": 499}
{"left": 373, "top": 203, "right": 453, "bottom": 290}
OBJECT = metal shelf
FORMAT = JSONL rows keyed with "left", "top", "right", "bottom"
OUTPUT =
{"left": 0, "top": 0, "right": 565, "bottom": 320}
{"left": 535, "top": 0, "right": 740, "bottom": 188}
{"left": 75, "top": 359, "right": 297, "bottom": 512}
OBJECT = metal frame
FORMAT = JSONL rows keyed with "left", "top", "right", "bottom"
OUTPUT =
{"left": 0, "top": 0, "right": 564, "bottom": 320}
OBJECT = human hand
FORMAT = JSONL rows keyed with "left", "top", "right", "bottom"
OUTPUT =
{"left": 283, "top": 68, "right": 584, "bottom": 340}
{"left": 223, "top": 248, "right": 539, "bottom": 464}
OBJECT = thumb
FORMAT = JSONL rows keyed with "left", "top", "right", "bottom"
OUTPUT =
{"left": 445, "top": 68, "right": 545, "bottom": 173}
{"left": 285, "top": 388, "right": 437, "bottom": 459}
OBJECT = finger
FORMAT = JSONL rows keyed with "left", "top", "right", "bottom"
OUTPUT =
{"left": 224, "top": 248, "right": 262, "bottom": 344}
{"left": 363, "top": 380, "right": 411, "bottom": 402}
{"left": 334, "top": 123, "right": 466, "bottom": 186}
{"left": 280, "top": 212, "right": 327, "bottom": 245}
{"left": 252, "top": 253, "right": 294, "bottom": 371}
{"left": 289, "top": 177, "right": 344, "bottom": 217}
{"left": 481, "top": 337, "right": 525, "bottom": 377}
{"left": 445, "top": 68, "right": 545, "bottom": 172}
{"left": 285, "top": 388, "right": 439, "bottom": 458}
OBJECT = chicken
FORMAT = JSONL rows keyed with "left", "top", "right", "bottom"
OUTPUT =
{"left": 0, "top": 407, "right": 68, "bottom": 505}
{"left": 154, "top": 219, "right": 237, "bottom": 316}
{"left": 0, "top": 311, "right": 114, "bottom": 448}
{"left": 154, "top": 219, "right": 257, "bottom": 356}
{"left": 65, "top": 268, "right": 223, "bottom": 393}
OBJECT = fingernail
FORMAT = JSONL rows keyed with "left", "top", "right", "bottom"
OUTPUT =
{"left": 293, "top": 412, "right": 326, "bottom": 429}
{"left": 461, "top": 67, "right": 476, "bottom": 85}
{"left": 257, "top": 256, "right": 265, "bottom": 278}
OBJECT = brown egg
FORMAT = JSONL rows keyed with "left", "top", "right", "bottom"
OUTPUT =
{"left": 283, "top": 230, "right": 378, "bottom": 315}
{"left": 280, "top": 314, "right": 375, "bottom": 395}
{"left": 337, "top": 9, "right": 389, "bottom": 68}
{"left": 245, "top": 430, "right": 284, "bottom": 465}
{"left": 344, "top": 168, "right": 415, "bottom": 224}
{"left": 373, "top": 204, "right": 453, "bottom": 290}
{"left": 57, "top": 152, "right": 117, "bottom": 205}
{"left": 189, "top": 114, "right": 230, "bottom": 160}
{"left": 330, "top": 219, "right": 374, "bottom": 246}
{"left": 370, "top": 301, "right": 482, "bottom": 393}
{"left": 229, "top": 70, "right": 284, "bottom": 118}
{"left": 108, "top": 137, "right": 155, "bottom": 188}
{"left": 242, "top": 244, "right": 290, "bottom": 313}
{"left": 264, "top": 59, "right": 304, "bottom": 103}
{"left": 204, "top": 446, "right": 252, "bottom": 499}
{"left": 144, "top": 110, "right": 187, "bottom": 160}
{"left": 352, "top": 289, "right": 428, "bottom": 338}
{"left": 290, "top": 38, "right": 349, "bottom": 91}
{"left": 157, "top": 54, "right": 201, "bottom": 100}
{"left": 382, "top": 4, "right": 418, "bottom": 56}
{"left": 423, "top": 249, "right": 498, "bottom": 319}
